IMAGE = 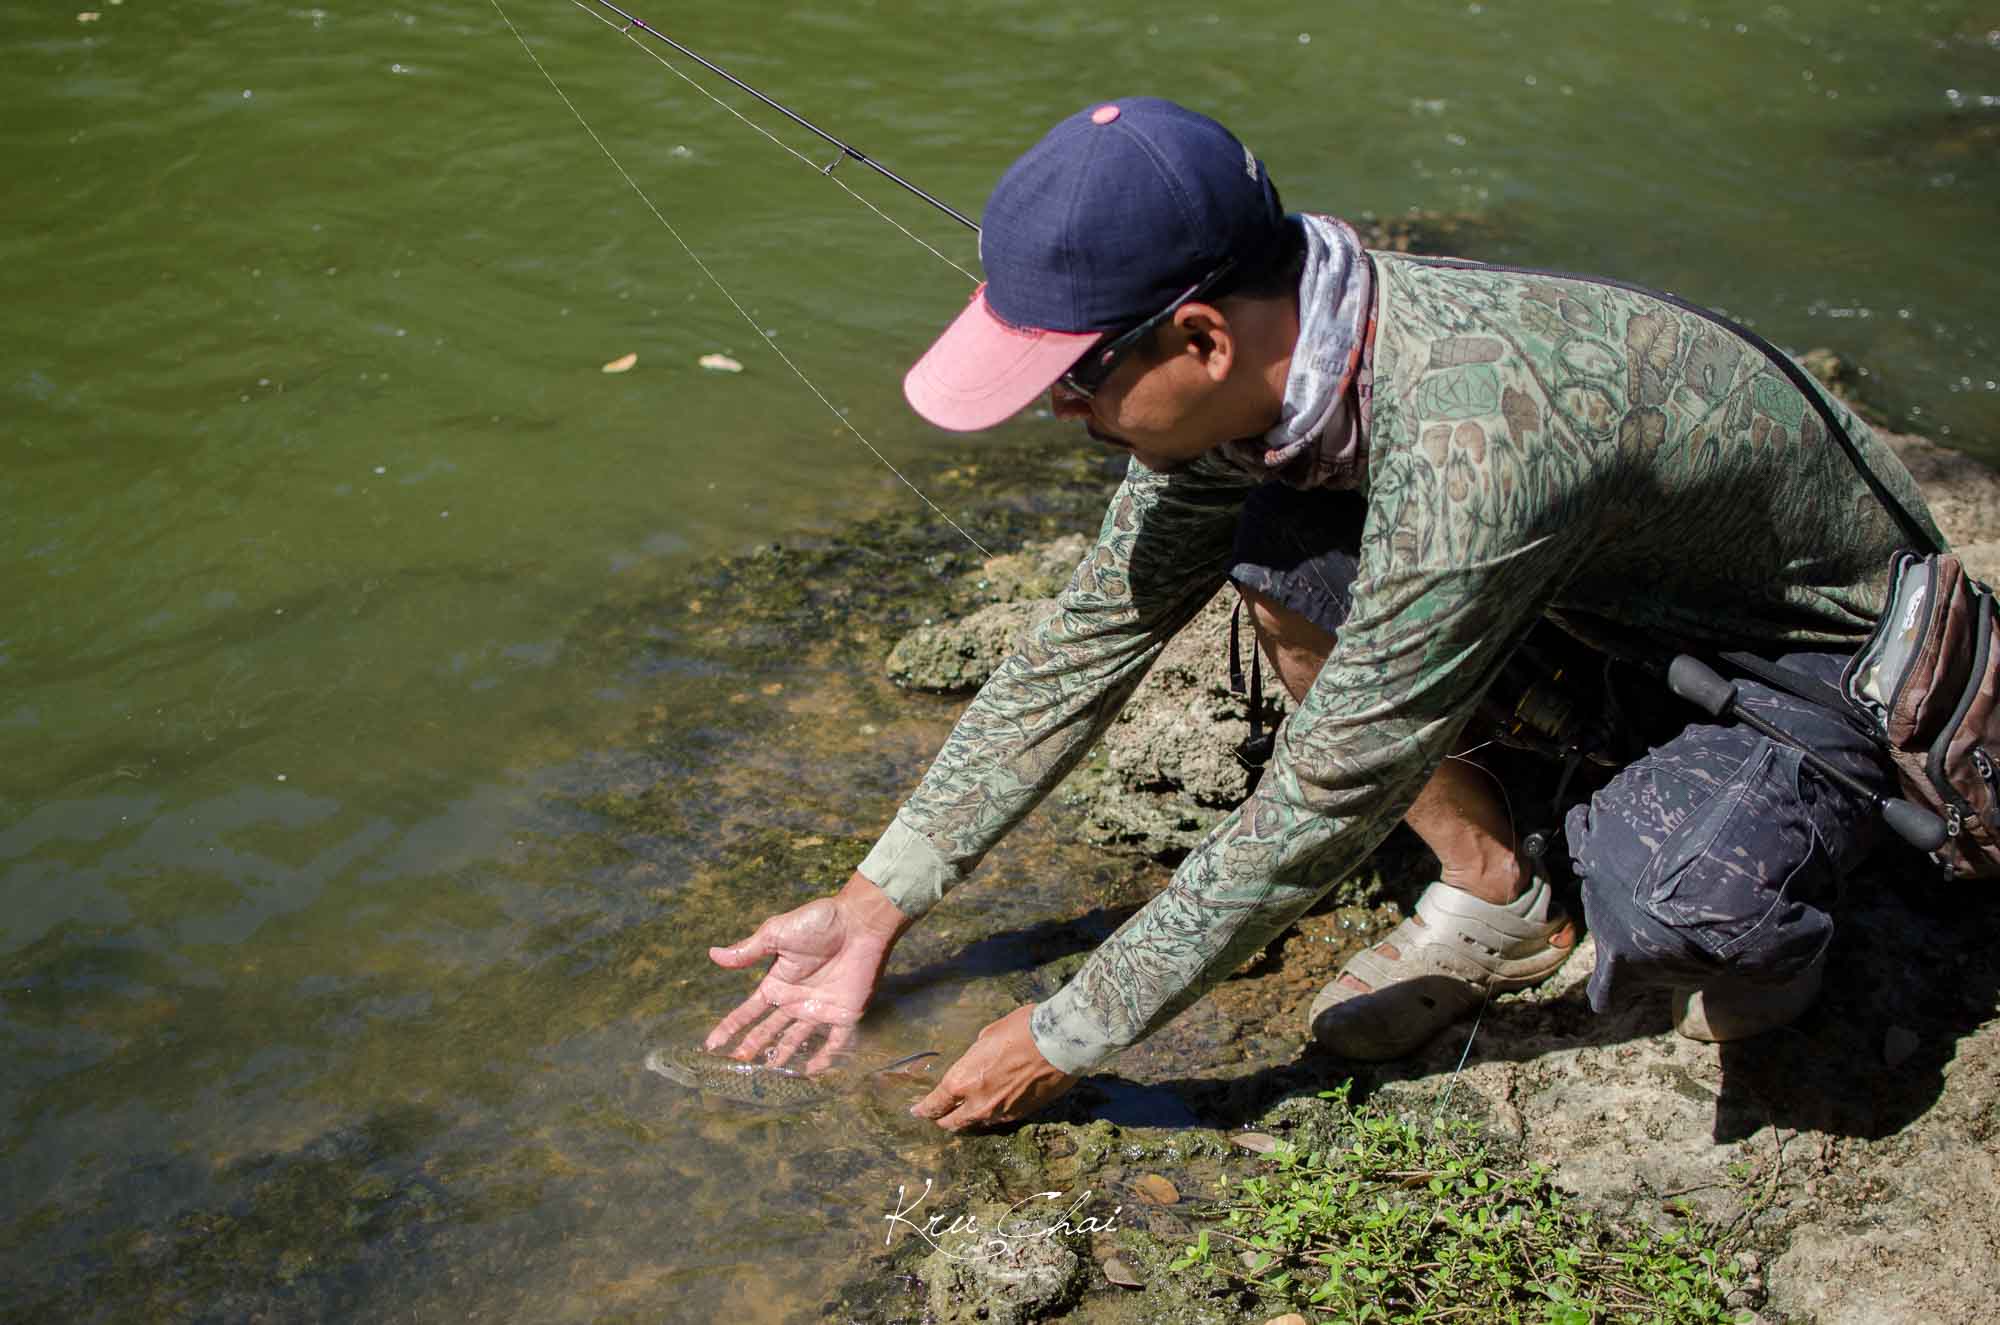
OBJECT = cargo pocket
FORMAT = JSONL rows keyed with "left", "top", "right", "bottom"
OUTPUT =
{"left": 1637, "top": 740, "right": 1830, "bottom": 969}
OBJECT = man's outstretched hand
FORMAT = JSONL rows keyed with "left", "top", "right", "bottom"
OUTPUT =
{"left": 705, "top": 871, "right": 913, "bottom": 1074}
{"left": 911, "top": 1004, "right": 1079, "bottom": 1131}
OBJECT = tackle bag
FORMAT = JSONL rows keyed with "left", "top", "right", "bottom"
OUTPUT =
{"left": 1746, "top": 340, "right": 2000, "bottom": 879}
{"left": 1838, "top": 549, "right": 2000, "bottom": 878}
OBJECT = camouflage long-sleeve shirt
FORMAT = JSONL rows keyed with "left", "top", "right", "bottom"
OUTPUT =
{"left": 859, "top": 253, "right": 1943, "bottom": 1075}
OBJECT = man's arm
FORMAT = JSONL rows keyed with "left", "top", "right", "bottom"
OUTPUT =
{"left": 1030, "top": 459, "right": 1585, "bottom": 1075}
{"left": 708, "top": 454, "right": 1252, "bottom": 1066}
{"left": 860, "top": 453, "right": 1255, "bottom": 919}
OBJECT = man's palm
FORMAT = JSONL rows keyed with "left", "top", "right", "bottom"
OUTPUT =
{"left": 704, "top": 892, "right": 893, "bottom": 1072}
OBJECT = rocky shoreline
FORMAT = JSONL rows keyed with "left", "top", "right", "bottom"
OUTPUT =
{"left": 571, "top": 209, "right": 2000, "bottom": 1323}
{"left": 816, "top": 401, "right": 2000, "bottom": 1319}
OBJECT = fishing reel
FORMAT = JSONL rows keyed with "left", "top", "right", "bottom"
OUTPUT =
{"left": 1475, "top": 630, "right": 1629, "bottom": 887}
{"left": 1480, "top": 635, "right": 1623, "bottom": 769}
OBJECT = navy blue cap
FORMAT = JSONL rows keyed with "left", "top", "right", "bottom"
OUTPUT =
{"left": 905, "top": 98, "right": 1285, "bottom": 431}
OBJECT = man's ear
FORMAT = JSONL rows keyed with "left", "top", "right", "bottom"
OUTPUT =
{"left": 1175, "top": 303, "right": 1233, "bottom": 383}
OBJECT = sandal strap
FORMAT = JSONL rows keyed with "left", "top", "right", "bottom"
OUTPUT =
{"left": 1413, "top": 875, "right": 1560, "bottom": 952}
{"left": 1341, "top": 878, "right": 1569, "bottom": 993}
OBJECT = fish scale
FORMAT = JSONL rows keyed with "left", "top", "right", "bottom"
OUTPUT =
{"left": 643, "top": 1047, "right": 938, "bottom": 1108}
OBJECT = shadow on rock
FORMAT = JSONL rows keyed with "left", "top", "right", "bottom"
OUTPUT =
{"left": 881, "top": 903, "right": 1146, "bottom": 1003}
{"left": 1323, "top": 868, "right": 2000, "bottom": 1148}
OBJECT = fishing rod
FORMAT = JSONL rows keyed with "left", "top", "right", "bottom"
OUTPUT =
{"left": 491, "top": 0, "right": 996, "bottom": 556}
{"left": 581, "top": 0, "right": 981, "bottom": 235}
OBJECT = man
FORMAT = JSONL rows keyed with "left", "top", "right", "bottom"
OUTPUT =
{"left": 703, "top": 98, "right": 1939, "bottom": 1131}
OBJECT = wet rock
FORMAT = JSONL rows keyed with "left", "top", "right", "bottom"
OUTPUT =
{"left": 883, "top": 535, "right": 1090, "bottom": 692}
{"left": 886, "top": 600, "right": 1054, "bottom": 693}
{"left": 918, "top": 1201, "right": 1085, "bottom": 1325}
{"left": 974, "top": 534, "right": 1090, "bottom": 603}
{"left": 1351, "top": 209, "right": 1500, "bottom": 257}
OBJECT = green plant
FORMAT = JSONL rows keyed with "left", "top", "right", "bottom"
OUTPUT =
{"left": 1178, "top": 1085, "right": 1749, "bottom": 1323}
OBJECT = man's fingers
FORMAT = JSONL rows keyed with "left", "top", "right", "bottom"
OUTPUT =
{"left": 910, "top": 1079, "right": 959, "bottom": 1122}
{"left": 768, "top": 1017, "right": 821, "bottom": 1070}
{"left": 725, "top": 1004, "right": 794, "bottom": 1062}
{"left": 803, "top": 1023, "right": 855, "bottom": 1076}
{"left": 702, "top": 993, "right": 771, "bottom": 1052}
{"left": 707, "top": 927, "right": 775, "bottom": 970}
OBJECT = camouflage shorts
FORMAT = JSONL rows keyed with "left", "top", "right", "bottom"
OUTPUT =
{"left": 1229, "top": 482, "right": 1892, "bottom": 1009}
{"left": 1563, "top": 651, "right": 1890, "bottom": 1009}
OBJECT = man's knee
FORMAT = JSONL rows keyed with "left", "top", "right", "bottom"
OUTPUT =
{"left": 1234, "top": 583, "right": 1335, "bottom": 705}
{"left": 1564, "top": 721, "right": 1874, "bottom": 1009}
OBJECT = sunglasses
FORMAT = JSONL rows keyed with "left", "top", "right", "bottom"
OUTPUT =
{"left": 1056, "top": 257, "right": 1239, "bottom": 399}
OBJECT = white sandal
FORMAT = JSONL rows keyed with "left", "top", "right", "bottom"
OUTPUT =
{"left": 1308, "top": 876, "right": 1576, "bottom": 1060}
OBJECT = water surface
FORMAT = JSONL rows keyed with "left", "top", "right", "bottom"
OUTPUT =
{"left": 4, "top": 1, "right": 1996, "bottom": 1319}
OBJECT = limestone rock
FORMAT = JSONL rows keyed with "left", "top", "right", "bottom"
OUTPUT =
{"left": 887, "top": 600, "right": 1055, "bottom": 693}
{"left": 1065, "top": 588, "right": 1283, "bottom": 857}
{"left": 976, "top": 533, "right": 1090, "bottom": 603}
{"left": 919, "top": 1201, "right": 1085, "bottom": 1325}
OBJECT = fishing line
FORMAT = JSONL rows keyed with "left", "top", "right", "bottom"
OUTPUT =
{"left": 566, "top": 0, "right": 979, "bottom": 283}
{"left": 488, "top": 0, "right": 995, "bottom": 559}
{"left": 1434, "top": 989, "right": 1490, "bottom": 1123}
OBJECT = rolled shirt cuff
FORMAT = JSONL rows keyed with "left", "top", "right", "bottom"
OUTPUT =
{"left": 1029, "top": 984, "right": 1123, "bottom": 1076}
{"left": 856, "top": 815, "right": 961, "bottom": 920}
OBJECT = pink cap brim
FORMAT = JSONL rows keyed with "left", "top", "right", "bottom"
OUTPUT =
{"left": 904, "top": 287, "right": 1099, "bottom": 432}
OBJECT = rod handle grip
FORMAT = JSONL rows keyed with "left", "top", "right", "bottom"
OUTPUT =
{"left": 1882, "top": 798, "right": 1949, "bottom": 853}
{"left": 1668, "top": 654, "right": 1737, "bottom": 718}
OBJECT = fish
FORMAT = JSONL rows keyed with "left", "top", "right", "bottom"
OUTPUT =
{"left": 643, "top": 1047, "right": 938, "bottom": 1109}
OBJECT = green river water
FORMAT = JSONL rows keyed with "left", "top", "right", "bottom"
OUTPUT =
{"left": 4, "top": 1, "right": 1996, "bottom": 1320}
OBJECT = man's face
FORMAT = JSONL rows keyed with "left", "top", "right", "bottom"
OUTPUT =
{"left": 1047, "top": 323, "right": 1240, "bottom": 472}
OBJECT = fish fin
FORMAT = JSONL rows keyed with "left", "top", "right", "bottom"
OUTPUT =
{"left": 871, "top": 1050, "right": 941, "bottom": 1075}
